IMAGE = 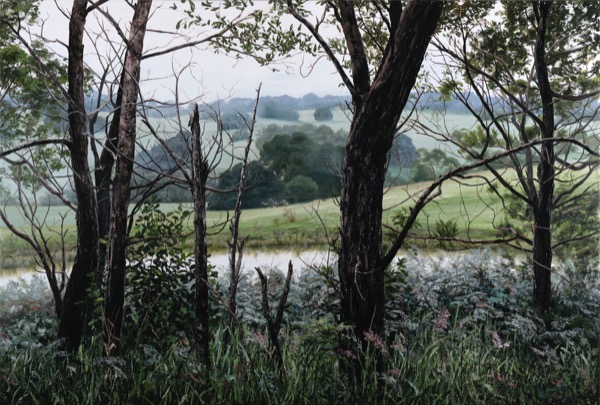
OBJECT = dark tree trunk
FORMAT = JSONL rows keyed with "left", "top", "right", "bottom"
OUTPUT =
{"left": 95, "top": 75, "right": 124, "bottom": 268}
{"left": 190, "top": 104, "right": 211, "bottom": 367}
{"left": 338, "top": 0, "right": 443, "bottom": 343}
{"left": 532, "top": 1, "right": 555, "bottom": 314}
{"left": 57, "top": 0, "right": 99, "bottom": 352}
{"left": 104, "top": 0, "right": 152, "bottom": 356}
{"left": 86, "top": 70, "right": 124, "bottom": 333}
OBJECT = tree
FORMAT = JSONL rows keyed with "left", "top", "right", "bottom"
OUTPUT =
{"left": 103, "top": 0, "right": 153, "bottom": 357}
{"left": 411, "top": 148, "right": 459, "bottom": 182}
{"left": 285, "top": 175, "right": 319, "bottom": 203}
{"left": 432, "top": 1, "right": 600, "bottom": 313}
{"left": 260, "top": 132, "right": 343, "bottom": 200}
{"left": 282, "top": 1, "right": 444, "bottom": 353}
{"left": 189, "top": 103, "right": 211, "bottom": 367}
{"left": 258, "top": 99, "right": 299, "bottom": 121}
{"left": 1, "top": 0, "right": 269, "bottom": 354}
{"left": 177, "top": 0, "right": 447, "bottom": 364}
{"left": 314, "top": 106, "right": 333, "bottom": 121}
{"left": 209, "top": 161, "right": 285, "bottom": 209}
{"left": 389, "top": 133, "right": 418, "bottom": 169}
{"left": 0, "top": 0, "right": 71, "bottom": 319}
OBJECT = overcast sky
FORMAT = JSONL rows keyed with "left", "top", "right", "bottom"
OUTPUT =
{"left": 35, "top": 1, "right": 350, "bottom": 103}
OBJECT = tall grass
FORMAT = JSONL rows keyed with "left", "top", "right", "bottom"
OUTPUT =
{"left": 1, "top": 251, "right": 598, "bottom": 404}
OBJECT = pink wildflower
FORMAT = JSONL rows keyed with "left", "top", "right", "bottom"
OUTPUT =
{"left": 491, "top": 330, "right": 510, "bottom": 349}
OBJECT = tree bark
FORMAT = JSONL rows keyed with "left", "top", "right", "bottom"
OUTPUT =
{"left": 95, "top": 75, "right": 124, "bottom": 268}
{"left": 57, "top": 0, "right": 99, "bottom": 352}
{"left": 532, "top": 1, "right": 555, "bottom": 314}
{"left": 338, "top": 0, "right": 443, "bottom": 344}
{"left": 104, "top": 0, "right": 152, "bottom": 356}
{"left": 190, "top": 103, "right": 211, "bottom": 367}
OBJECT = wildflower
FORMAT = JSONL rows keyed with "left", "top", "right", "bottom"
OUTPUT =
{"left": 336, "top": 349, "right": 356, "bottom": 359}
{"left": 387, "top": 368, "right": 401, "bottom": 378}
{"left": 578, "top": 367, "right": 590, "bottom": 387}
{"left": 433, "top": 308, "right": 450, "bottom": 331}
{"left": 364, "top": 331, "right": 389, "bottom": 354}
{"left": 490, "top": 330, "right": 510, "bottom": 349}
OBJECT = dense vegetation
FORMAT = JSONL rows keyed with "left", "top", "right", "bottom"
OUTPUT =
{"left": 1, "top": 248, "right": 597, "bottom": 403}
{"left": 132, "top": 121, "right": 420, "bottom": 207}
{"left": 1, "top": 1, "right": 598, "bottom": 403}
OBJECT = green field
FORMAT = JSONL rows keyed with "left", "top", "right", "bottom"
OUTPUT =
{"left": 5, "top": 167, "right": 590, "bottom": 271}
{"left": 1, "top": 167, "right": 597, "bottom": 267}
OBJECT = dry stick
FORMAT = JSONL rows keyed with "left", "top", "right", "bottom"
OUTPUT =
{"left": 255, "top": 261, "right": 294, "bottom": 370}
{"left": 190, "top": 102, "right": 211, "bottom": 368}
{"left": 227, "top": 84, "right": 261, "bottom": 336}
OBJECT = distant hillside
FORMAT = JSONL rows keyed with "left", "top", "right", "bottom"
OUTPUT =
{"left": 84, "top": 91, "right": 533, "bottom": 119}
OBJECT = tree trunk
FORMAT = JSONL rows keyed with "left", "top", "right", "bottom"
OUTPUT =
{"left": 57, "top": 0, "right": 99, "bottom": 352}
{"left": 104, "top": 0, "right": 152, "bottom": 356}
{"left": 95, "top": 75, "right": 124, "bottom": 268}
{"left": 532, "top": 1, "right": 555, "bottom": 314}
{"left": 338, "top": 0, "right": 443, "bottom": 344}
{"left": 190, "top": 104, "right": 211, "bottom": 367}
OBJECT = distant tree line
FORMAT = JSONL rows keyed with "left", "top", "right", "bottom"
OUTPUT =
{"left": 131, "top": 123, "right": 421, "bottom": 208}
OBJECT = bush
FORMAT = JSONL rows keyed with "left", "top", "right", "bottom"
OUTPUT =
{"left": 1, "top": 250, "right": 597, "bottom": 403}
{"left": 123, "top": 201, "right": 196, "bottom": 347}
{"left": 285, "top": 175, "right": 320, "bottom": 203}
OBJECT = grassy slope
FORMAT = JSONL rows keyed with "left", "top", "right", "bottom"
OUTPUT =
{"left": 1, "top": 167, "right": 597, "bottom": 267}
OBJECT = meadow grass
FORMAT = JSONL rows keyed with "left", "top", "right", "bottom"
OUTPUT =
{"left": 1, "top": 168, "right": 597, "bottom": 269}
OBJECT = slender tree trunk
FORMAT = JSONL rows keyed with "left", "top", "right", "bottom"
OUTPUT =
{"left": 190, "top": 104, "right": 211, "bottom": 367}
{"left": 532, "top": 1, "right": 555, "bottom": 314}
{"left": 86, "top": 73, "right": 125, "bottom": 333}
{"left": 104, "top": 0, "right": 152, "bottom": 356}
{"left": 57, "top": 0, "right": 99, "bottom": 352}
{"left": 96, "top": 76, "right": 125, "bottom": 268}
{"left": 338, "top": 0, "right": 443, "bottom": 344}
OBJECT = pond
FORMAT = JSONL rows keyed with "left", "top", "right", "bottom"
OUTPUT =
{"left": 0, "top": 249, "right": 336, "bottom": 289}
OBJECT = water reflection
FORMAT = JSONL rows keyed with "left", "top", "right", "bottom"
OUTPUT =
{"left": 0, "top": 250, "right": 335, "bottom": 288}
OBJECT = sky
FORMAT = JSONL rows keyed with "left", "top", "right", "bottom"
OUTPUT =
{"left": 35, "top": 1, "right": 350, "bottom": 103}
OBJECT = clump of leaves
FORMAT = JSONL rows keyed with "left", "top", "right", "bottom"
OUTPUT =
{"left": 123, "top": 201, "right": 196, "bottom": 348}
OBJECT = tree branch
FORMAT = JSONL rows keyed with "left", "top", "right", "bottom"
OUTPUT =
{"left": 286, "top": 0, "right": 356, "bottom": 99}
{"left": 0, "top": 139, "right": 72, "bottom": 159}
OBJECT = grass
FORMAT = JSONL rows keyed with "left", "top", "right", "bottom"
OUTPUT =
{"left": 1, "top": 168, "right": 597, "bottom": 270}
{"left": 0, "top": 251, "right": 598, "bottom": 403}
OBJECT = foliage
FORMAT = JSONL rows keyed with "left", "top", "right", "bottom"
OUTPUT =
{"left": 209, "top": 160, "right": 285, "bottom": 210}
{"left": 411, "top": 148, "right": 460, "bottom": 182}
{"left": 122, "top": 201, "right": 196, "bottom": 347}
{"left": 285, "top": 175, "right": 319, "bottom": 204}
{"left": 499, "top": 182, "right": 600, "bottom": 262}
{"left": 432, "top": 219, "right": 459, "bottom": 249}
{"left": 260, "top": 133, "right": 343, "bottom": 201}
{"left": 136, "top": 131, "right": 191, "bottom": 173}
{"left": 258, "top": 99, "right": 299, "bottom": 121}
{"left": 1, "top": 250, "right": 597, "bottom": 403}
{"left": 389, "top": 133, "right": 418, "bottom": 169}
{"left": 219, "top": 112, "right": 251, "bottom": 131}
{"left": 256, "top": 123, "right": 347, "bottom": 149}
{"left": 0, "top": 4, "right": 69, "bottom": 192}
{"left": 313, "top": 107, "right": 333, "bottom": 121}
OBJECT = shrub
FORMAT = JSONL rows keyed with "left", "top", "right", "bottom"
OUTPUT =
{"left": 285, "top": 175, "right": 320, "bottom": 203}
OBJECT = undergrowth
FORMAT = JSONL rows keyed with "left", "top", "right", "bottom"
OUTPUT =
{"left": 0, "top": 249, "right": 598, "bottom": 404}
